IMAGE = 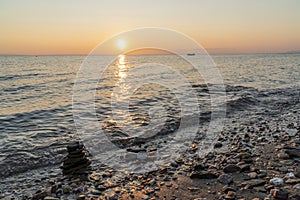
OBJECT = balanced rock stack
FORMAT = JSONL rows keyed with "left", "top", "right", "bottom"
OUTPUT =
{"left": 61, "top": 141, "right": 91, "bottom": 175}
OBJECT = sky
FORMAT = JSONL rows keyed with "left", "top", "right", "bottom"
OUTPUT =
{"left": 0, "top": 0, "right": 299, "bottom": 55}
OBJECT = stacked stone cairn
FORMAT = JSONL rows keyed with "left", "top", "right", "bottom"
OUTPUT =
{"left": 61, "top": 141, "right": 91, "bottom": 175}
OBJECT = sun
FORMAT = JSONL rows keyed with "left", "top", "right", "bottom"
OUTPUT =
{"left": 117, "top": 39, "right": 126, "bottom": 50}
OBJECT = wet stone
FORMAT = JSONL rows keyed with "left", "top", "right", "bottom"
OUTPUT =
{"left": 90, "top": 189, "right": 102, "bottom": 195}
{"left": 126, "top": 147, "right": 146, "bottom": 153}
{"left": 223, "top": 164, "right": 241, "bottom": 173}
{"left": 235, "top": 152, "right": 251, "bottom": 159}
{"left": 285, "top": 178, "right": 300, "bottom": 184}
{"left": 242, "top": 179, "right": 266, "bottom": 189}
{"left": 224, "top": 191, "right": 236, "bottom": 200}
{"left": 193, "top": 163, "right": 205, "bottom": 171}
{"left": 271, "top": 189, "right": 289, "bottom": 200}
{"left": 44, "top": 197, "right": 59, "bottom": 200}
{"left": 270, "top": 178, "right": 284, "bottom": 186}
{"left": 77, "top": 194, "right": 86, "bottom": 200}
{"left": 247, "top": 172, "right": 258, "bottom": 179}
{"left": 190, "top": 171, "right": 218, "bottom": 179}
{"left": 293, "top": 184, "right": 300, "bottom": 190}
{"left": 218, "top": 174, "right": 233, "bottom": 185}
{"left": 67, "top": 141, "right": 84, "bottom": 152}
{"left": 277, "top": 152, "right": 290, "bottom": 160}
{"left": 63, "top": 185, "right": 72, "bottom": 194}
{"left": 61, "top": 141, "right": 91, "bottom": 175}
{"left": 239, "top": 164, "right": 251, "bottom": 172}
{"left": 285, "top": 149, "right": 300, "bottom": 158}
{"left": 214, "top": 142, "right": 223, "bottom": 148}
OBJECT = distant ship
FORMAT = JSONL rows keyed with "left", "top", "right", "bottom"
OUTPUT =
{"left": 187, "top": 53, "right": 195, "bottom": 56}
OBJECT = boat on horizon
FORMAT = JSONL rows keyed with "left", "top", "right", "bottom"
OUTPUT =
{"left": 187, "top": 53, "right": 195, "bottom": 56}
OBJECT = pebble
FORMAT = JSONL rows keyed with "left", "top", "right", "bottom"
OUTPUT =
{"left": 223, "top": 164, "right": 241, "bottom": 173}
{"left": 270, "top": 178, "right": 284, "bottom": 186}
{"left": 270, "top": 189, "right": 289, "bottom": 200}
{"left": 242, "top": 179, "right": 266, "bottom": 189}
{"left": 77, "top": 194, "right": 86, "bottom": 200}
{"left": 214, "top": 142, "right": 223, "bottom": 148}
{"left": 218, "top": 174, "right": 233, "bottom": 184}
{"left": 44, "top": 197, "right": 59, "bottom": 200}
{"left": 285, "top": 149, "right": 300, "bottom": 158}
{"left": 285, "top": 172, "right": 295, "bottom": 179}
{"left": 235, "top": 152, "right": 251, "bottom": 159}
{"left": 224, "top": 191, "right": 236, "bottom": 199}
{"left": 277, "top": 152, "right": 289, "bottom": 159}
{"left": 63, "top": 185, "right": 72, "bottom": 194}
{"left": 247, "top": 172, "right": 258, "bottom": 179}
{"left": 190, "top": 171, "right": 218, "bottom": 179}
{"left": 285, "top": 178, "right": 300, "bottom": 184}
{"left": 293, "top": 184, "right": 300, "bottom": 190}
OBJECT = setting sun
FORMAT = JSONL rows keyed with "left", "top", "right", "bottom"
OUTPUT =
{"left": 117, "top": 39, "right": 126, "bottom": 50}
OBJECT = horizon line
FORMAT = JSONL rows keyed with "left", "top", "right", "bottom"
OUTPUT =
{"left": 0, "top": 51, "right": 300, "bottom": 56}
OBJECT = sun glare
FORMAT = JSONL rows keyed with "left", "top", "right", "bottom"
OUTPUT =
{"left": 117, "top": 39, "right": 126, "bottom": 50}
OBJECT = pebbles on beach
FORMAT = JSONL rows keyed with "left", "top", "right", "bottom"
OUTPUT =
{"left": 8, "top": 96, "right": 299, "bottom": 200}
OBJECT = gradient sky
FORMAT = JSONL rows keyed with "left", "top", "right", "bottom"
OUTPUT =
{"left": 0, "top": 0, "right": 300, "bottom": 55}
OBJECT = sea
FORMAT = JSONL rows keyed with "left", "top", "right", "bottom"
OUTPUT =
{"left": 0, "top": 54, "right": 299, "bottom": 195}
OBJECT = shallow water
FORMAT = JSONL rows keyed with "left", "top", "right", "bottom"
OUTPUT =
{"left": 0, "top": 54, "right": 299, "bottom": 179}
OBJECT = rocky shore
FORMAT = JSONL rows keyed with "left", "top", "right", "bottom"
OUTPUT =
{"left": 10, "top": 101, "right": 296, "bottom": 200}
{"left": 1, "top": 88, "right": 299, "bottom": 200}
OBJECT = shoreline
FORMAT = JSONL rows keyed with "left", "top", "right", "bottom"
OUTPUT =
{"left": 2, "top": 96, "right": 299, "bottom": 200}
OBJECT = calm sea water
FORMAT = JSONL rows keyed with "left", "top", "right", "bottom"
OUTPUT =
{"left": 0, "top": 54, "right": 299, "bottom": 179}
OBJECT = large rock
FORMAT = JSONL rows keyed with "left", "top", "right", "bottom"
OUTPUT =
{"left": 223, "top": 164, "right": 241, "bottom": 173}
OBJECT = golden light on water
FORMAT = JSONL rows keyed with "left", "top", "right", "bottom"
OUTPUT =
{"left": 118, "top": 54, "right": 126, "bottom": 66}
{"left": 112, "top": 54, "right": 129, "bottom": 102}
{"left": 117, "top": 54, "right": 127, "bottom": 78}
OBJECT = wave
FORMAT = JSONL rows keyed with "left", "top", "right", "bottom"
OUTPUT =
{"left": 1, "top": 84, "right": 299, "bottom": 178}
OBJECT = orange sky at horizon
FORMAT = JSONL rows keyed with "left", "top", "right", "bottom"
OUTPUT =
{"left": 0, "top": 0, "right": 300, "bottom": 55}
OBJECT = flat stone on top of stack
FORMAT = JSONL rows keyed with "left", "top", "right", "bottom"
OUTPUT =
{"left": 61, "top": 141, "right": 91, "bottom": 175}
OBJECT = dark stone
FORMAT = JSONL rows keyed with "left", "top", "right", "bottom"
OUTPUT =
{"left": 214, "top": 142, "right": 223, "bottom": 148}
{"left": 285, "top": 178, "right": 300, "bottom": 184}
{"left": 61, "top": 142, "right": 91, "bottom": 175}
{"left": 67, "top": 141, "right": 83, "bottom": 152}
{"left": 32, "top": 190, "right": 48, "bottom": 200}
{"left": 223, "top": 164, "right": 241, "bottom": 173}
{"left": 190, "top": 172, "right": 218, "bottom": 179}
{"left": 242, "top": 179, "right": 266, "bottom": 189}
{"left": 239, "top": 164, "right": 251, "bottom": 172}
{"left": 271, "top": 189, "right": 289, "bottom": 200}
{"left": 235, "top": 152, "right": 251, "bottom": 159}
{"left": 67, "top": 151, "right": 86, "bottom": 158}
{"left": 90, "top": 189, "right": 102, "bottom": 195}
{"left": 285, "top": 149, "right": 300, "bottom": 158}
{"left": 68, "top": 148, "right": 85, "bottom": 155}
{"left": 97, "top": 185, "right": 107, "bottom": 191}
{"left": 222, "top": 186, "right": 236, "bottom": 193}
{"left": 218, "top": 174, "right": 233, "bottom": 184}
{"left": 193, "top": 163, "right": 205, "bottom": 171}
{"left": 126, "top": 148, "right": 146, "bottom": 153}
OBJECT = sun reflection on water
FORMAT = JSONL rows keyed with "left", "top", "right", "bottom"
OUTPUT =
{"left": 117, "top": 54, "right": 127, "bottom": 79}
